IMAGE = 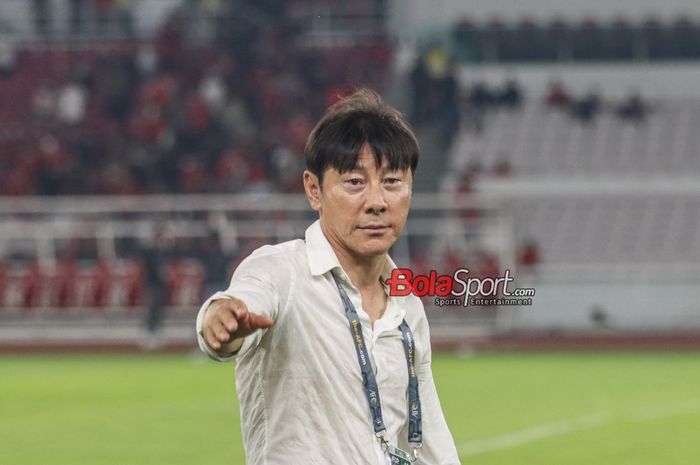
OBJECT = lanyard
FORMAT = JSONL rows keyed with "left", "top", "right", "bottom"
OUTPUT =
{"left": 332, "top": 274, "right": 423, "bottom": 450}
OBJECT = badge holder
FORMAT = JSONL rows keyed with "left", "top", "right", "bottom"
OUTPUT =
{"left": 379, "top": 433, "right": 422, "bottom": 464}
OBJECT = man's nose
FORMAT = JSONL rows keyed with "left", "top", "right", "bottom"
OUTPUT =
{"left": 365, "top": 182, "right": 388, "bottom": 214}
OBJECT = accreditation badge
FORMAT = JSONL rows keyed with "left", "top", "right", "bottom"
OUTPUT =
{"left": 384, "top": 443, "right": 413, "bottom": 465}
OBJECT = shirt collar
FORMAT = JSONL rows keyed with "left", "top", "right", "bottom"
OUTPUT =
{"left": 304, "top": 219, "right": 399, "bottom": 283}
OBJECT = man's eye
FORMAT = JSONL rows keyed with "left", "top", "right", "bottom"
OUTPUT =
{"left": 347, "top": 178, "right": 363, "bottom": 186}
{"left": 385, "top": 178, "right": 400, "bottom": 184}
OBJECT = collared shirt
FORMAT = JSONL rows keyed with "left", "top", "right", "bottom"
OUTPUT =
{"left": 196, "top": 220, "right": 461, "bottom": 465}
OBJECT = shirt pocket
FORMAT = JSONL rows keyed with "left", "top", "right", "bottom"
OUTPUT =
{"left": 373, "top": 328, "right": 410, "bottom": 391}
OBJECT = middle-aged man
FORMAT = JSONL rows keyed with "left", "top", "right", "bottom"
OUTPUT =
{"left": 196, "top": 89, "right": 461, "bottom": 465}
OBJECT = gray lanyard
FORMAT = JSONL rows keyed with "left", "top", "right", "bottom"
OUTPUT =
{"left": 332, "top": 275, "right": 423, "bottom": 449}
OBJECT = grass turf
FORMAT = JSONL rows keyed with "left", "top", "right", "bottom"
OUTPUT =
{"left": 2, "top": 351, "right": 699, "bottom": 464}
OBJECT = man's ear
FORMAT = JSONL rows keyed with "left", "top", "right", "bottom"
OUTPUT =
{"left": 303, "top": 170, "right": 322, "bottom": 211}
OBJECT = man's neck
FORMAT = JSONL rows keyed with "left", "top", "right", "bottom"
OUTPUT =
{"left": 336, "top": 249, "right": 385, "bottom": 291}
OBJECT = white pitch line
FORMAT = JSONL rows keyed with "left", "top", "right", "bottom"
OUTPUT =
{"left": 458, "top": 399, "right": 700, "bottom": 457}
{"left": 627, "top": 400, "right": 700, "bottom": 421}
{"left": 458, "top": 412, "right": 610, "bottom": 456}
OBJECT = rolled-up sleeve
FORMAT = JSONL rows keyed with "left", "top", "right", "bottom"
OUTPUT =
{"left": 196, "top": 246, "right": 288, "bottom": 362}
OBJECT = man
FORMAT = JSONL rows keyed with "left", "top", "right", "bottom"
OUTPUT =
{"left": 196, "top": 89, "right": 461, "bottom": 465}
{"left": 141, "top": 225, "right": 172, "bottom": 349}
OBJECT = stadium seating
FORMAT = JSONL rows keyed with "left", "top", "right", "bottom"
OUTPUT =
{"left": 0, "top": 4, "right": 393, "bottom": 196}
{"left": 445, "top": 98, "right": 700, "bottom": 276}
{"left": 0, "top": 257, "right": 206, "bottom": 311}
{"left": 2, "top": 2, "right": 698, "bottom": 322}
{"left": 449, "top": 100, "right": 700, "bottom": 176}
{"left": 452, "top": 17, "right": 700, "bottom": 63}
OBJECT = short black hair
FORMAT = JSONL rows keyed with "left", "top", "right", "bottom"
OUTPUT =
{"left": 304, "top": 88, "right": 419, "bottom": 186}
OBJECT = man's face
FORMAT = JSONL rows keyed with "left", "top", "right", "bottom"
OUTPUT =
{"left": 304, "top": 144, "right": 413, "bottom": 259}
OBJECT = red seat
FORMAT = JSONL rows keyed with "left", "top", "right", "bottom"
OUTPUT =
{"left": 107, "top": 259, "right": 144, "bottom": 308}
{"left": 166, "top": 259, "right": 204, "bottom": 307}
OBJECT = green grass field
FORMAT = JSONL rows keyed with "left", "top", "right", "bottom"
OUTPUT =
{"left": 2, "top": 351, "right": 700, "bottom": 464}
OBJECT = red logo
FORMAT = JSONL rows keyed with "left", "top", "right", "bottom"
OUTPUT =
{"left": 385, "top": 268, "right": 533, "bottom": 307}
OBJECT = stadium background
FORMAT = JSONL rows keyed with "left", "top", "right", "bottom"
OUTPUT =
{"left": 1, "top": 1, "right": 699, "bottom": 464}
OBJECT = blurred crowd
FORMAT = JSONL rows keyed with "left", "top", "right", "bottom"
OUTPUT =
{"left": 0, "top": 1, "right": 392, "bottom": 196}
{"left": 463, "top": 78, "right": 648, "bottom": 127}
{"left": 409, "top": 44, "right": 650, "bottom": 183}
{"left": 11, "top": 7, "right": 684, "bottom": 313}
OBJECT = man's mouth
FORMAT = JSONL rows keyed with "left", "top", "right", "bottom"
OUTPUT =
{"left": 359, "top": 224, "right": 390, "bottom": 231}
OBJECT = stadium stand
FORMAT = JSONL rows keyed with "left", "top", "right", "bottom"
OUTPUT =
{"left": 0, "top": 2, "right": 393, "bottom": 196}
{"left": 1, "top": 1, "right": 699, "bottom": 347}
{"left": 448, "top": 98, "right": 700, "bottom": 176}
{"left": 0, "top": 0, "right": 395, "bottom": 319}
{"left": 443, "top": 93, "right": 700, "bottom": 279}
{"left": 452, "top": 17, "right": 700, "bottom": 63}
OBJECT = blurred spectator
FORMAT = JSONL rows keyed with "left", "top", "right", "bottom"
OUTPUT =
{"left": 590, "top": 305, "right": 611, "bottom": 329}
{"left": 491, "top": 158, "right": 513, "bottom": 177}
{"left": 456, "top": 169, "right": 475, "bottom": 196}
{"left": 517, "top": 239, "right": 541, "bottom": 272}
{"left": 220, "top": 94, "right": 258, "bottom": 143}
{"left": 617, "top": 91, "right": 648, "bottom": 122}
{"left": 469, "top": 81, "right": 494, "bottom": 111}
{"left": 101, "top": 162, "right": 137, "bottom": 194}
{"left": 56, "top": 80, "right": 88, "bottom": 126}
{"left": 456, "top": 161, "right": 480, "bottom": 195}
{"left": 570, "top": 89, "right": 601, "bottom": 123}
{"left": 410, "top": 45, "right": 460, "bottom": 141}
{"left": 141, "top": 226, "right": 174, "bottom": 339}
{"left": 99, "top": 55, "right": 137, "bottom": 122}
{"left": 270, "top": 143, "right": 305, "bottom": 193}
{"left": 497, "top": 79, "right": 523, "bottom": 108}
{"left": 31, "top": 85, "right": 57, "bottom": 120}
{"left": 200, "top": 230, "right": 232, "bottom": 299}
{"left": 136, "top": 44, "right": 159, "bottom": 77}
{"left": 199, "top": 72, "right": 227, "bottom": 115}
{"left": 36, "top": 134, "right": 71, "bottom": 195}
{"left": 156, "top": 12, "right": 185, "bottom": 71}
{"left": 545, "top": 80, "right": 571, "bottom": 108}
{"left": 0, "top": 38, "right": 17, "bottom": 76}
{"left": 216, "top": 143, "right": 254, "bottom": 192}
{"left": 461, "top": 82, "right": 490, "bottom": 132}
{"left": 455, "top": 162, "right": 483, "bottom": 220}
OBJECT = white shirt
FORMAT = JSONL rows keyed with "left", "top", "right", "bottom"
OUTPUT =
{"left": 196, "top": 220, "right": 461, "bottom": 465}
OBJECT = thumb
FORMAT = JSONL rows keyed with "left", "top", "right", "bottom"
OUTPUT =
{"left": 246, "top": 312, "right": 274, "bottom": 330}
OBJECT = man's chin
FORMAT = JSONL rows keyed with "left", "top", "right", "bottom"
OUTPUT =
{"left": 356, "top": 240, "right": 394, "bottom": 257}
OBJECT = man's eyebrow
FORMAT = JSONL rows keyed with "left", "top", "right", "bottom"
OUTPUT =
{"left": 345, "top": 164, "right": 404, "bottom": 173}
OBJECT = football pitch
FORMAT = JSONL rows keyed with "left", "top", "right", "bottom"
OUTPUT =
{"left": 2, "top": 351, "right": 699, "bottom": 465}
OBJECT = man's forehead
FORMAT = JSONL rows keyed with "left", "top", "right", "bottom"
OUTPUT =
{"left": 353, "top": 158, "right": 389, "bottom": 169}
{"left": 352, "top": 152, "right": 397, "bottom": 170}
